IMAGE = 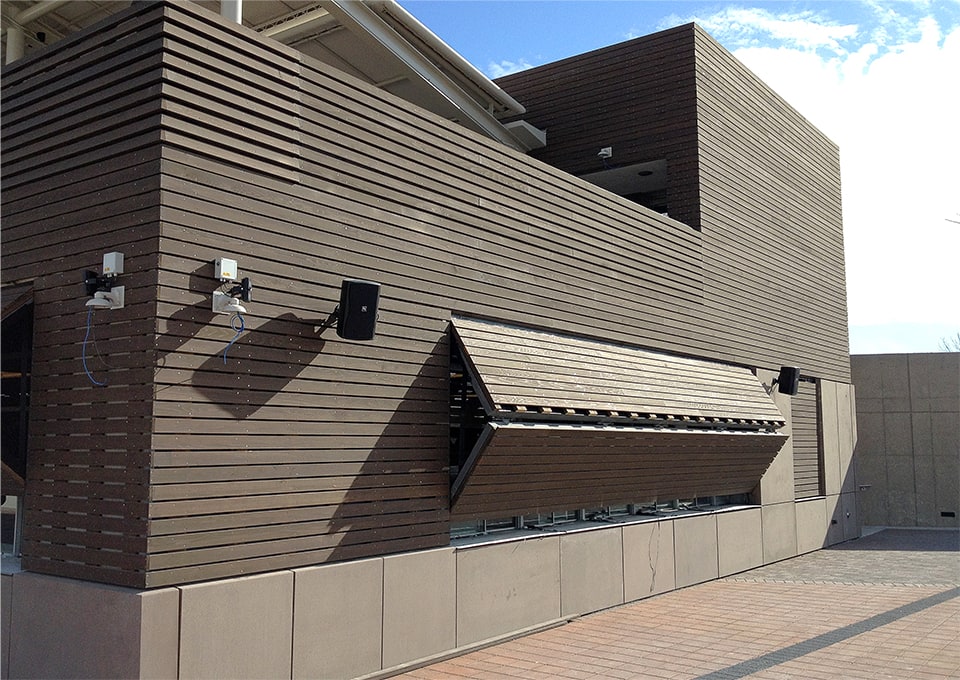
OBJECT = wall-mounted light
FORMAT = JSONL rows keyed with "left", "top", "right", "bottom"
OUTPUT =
{"left": 83, "top": 252, "right": 125, "bottom": 310}
{"left": 772, "top": 366, "right": 801, "bottom": 396}
{"left": 323, "top": 279, "right": 381, "bottom": 341}
{"left": 212, "top": 257, "right": 252, "bottom": 314}
{"left": 82, "top": 252, "right": 125, "bottom": 386}
{"left": 212, "top": 257, "right": 251, "bottom": 363}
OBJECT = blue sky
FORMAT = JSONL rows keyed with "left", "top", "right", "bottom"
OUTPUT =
{"left": 404, "top": 0, "right": 960, "bottom": 355}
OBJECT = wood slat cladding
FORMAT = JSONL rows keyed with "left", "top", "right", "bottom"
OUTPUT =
{"left": 495, "top": 25, "right": 703, "bottom": 229}
{"left": 496, "top": 24, "right": 850, "bottom": 383}
{"left": 451, "top": 423, "right": 788, "bottom": 520}
{"left": 3, "top": 1, "right": 849, "bottom": 588}
{"left": 0, "top": 2, "right": 167, "bottom": 587}
{"left": 452, "top": 316, "right": 785, "bottom": 426}
{"left": 792, "top": 380, "right": 823, "bottom": 499}
{"left": 692, "top": 26, "right": 850, "bottom": 383}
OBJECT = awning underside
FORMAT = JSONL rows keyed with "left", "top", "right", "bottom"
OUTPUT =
{"left": 452, "top": 317, "right": 786, "bottom": 429}
{"left": 451, "top": 423, "right": 788, "bottom": 520}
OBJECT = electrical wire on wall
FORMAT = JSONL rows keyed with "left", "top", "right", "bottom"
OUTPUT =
{"left": 82, "top": 307, "right": 107, "bottom": 386}
{"left": 222, "top": 311, "right": 245, "bottom": 364}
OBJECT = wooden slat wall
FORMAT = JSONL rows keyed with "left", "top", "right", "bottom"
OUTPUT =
{"left": 2, "top": 2, "right": 844, "bottom": 587}
{"left": 495, "top": 25, "right": 703, "bottom": 229}
{"left": 139, "top": 3, "right": 714, "bottom": 587}
{"left": 496, "top": 24, "right": 850, "bottom": 383}
{"left": 0, "top": 3, "right": 166, "bottom": 587}
{"left": 692, "top": 26, "right": 850, "bottom": 383}
{"left": 451, "top": 424, "right": 788, "bottom": 520}
{"left": 792, "top": 380, "right": 823, "bottom": 499}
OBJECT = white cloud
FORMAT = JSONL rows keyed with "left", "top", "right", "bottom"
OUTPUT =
{"left": 703, "top": 8, "right": 960, "bottom": 329}
{"left": 660, "top": 7, "right": 859, "bottom": 54}
{"left": 487, "top": 58, "right": 533, "bottom": 78}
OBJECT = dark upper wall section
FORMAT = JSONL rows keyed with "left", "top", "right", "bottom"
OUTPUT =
{"left": 497, "top": 23, "right": 850, "bottom": 383}
{"left": 496, "top": 25, "right": 702, "bottom": 229}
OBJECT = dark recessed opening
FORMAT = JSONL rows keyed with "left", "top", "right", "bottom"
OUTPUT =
{"left": 941, "top": 511, "right": 956, "bottom": 518}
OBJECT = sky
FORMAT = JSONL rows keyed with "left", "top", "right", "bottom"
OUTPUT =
{"left": 403, "top": 0, "right": 960, "bottom": 355}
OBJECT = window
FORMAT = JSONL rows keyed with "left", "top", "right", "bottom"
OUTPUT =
{"left": 1, "top": 291, "right": 33, "bottom": 556}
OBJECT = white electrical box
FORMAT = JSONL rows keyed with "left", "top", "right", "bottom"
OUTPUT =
{"left": 215, "top": 258, "right": 238, "bottom": 282}
{"left": 102, "top": 252, "right": 124, "bottom": 277}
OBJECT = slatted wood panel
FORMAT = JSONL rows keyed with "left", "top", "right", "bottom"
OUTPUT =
{"left": 495, "top": 25, "right": 703, "bottom": 229}
{"left": 139, "top": 2, "right": 711, "bottom": 587}
{"left": 2, "top": 1, "right": 846, "bottom": 587}
{"left": 792, "top": 380, "right": 823, "bottom": 499}
{"left": 451, "top": 423, "right": 788, "bottom": 520}
{"left": 692, "top": 26, "right": 850, "bottom": 383}
{"left": 0, "top": 3, "right": 166, "bottom": 587}
{"left": 453, "top": 316, "right": 784, "bottom": 426}
{"left": 496, "top": 24, "right": 850, "bottom": 383}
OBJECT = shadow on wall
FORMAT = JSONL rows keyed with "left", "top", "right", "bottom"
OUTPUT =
{"left": 325, "top": 332, "right": 451, "bottom": 564}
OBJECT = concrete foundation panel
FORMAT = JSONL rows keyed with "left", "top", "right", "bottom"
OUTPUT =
{"left": 674, "top": 514, "right": 718, "bottom": 587}
{"left": 717, "top": 509, "right": 763, "bottom": 576}
{"left": 456, "top": 537, "right": 561, "bottom": 647}
{"left": 179, "top": 571, "right": 293, "bottom": 680}
{"left": 560, "top": 529, "right": 624, "bottom": 617}
{"left": 762, "top": 502, "right": 798, "bottom": 563}
{"left": 795, "top": 498, "right": 828, "bottom": 553}
{"left": 622, "top": 520, "right": 675, "bottom": 601}
{"left": 382, "top": 547, "right": 456, "bottom": 668}
{"left": 293, "top": 558, "right": 383, "bottom": 679}
{"left": 8, "top": 572, "right": 143, "bottom": 679}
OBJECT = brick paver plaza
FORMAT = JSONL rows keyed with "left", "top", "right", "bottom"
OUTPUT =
{"left": 396, "top": 529, "right": 959, "bottom": 679}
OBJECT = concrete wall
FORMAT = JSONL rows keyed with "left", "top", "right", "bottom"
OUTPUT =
{"left": 3, "top": 502, "right": 844, "bottom": 680}
{"left": 852, "top": 353, "right": 959, "bottom": 528}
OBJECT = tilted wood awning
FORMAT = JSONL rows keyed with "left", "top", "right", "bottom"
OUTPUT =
{"left": 452, "top": 317, "right": 785, "bottom": 427}
{"left": 450, "top": 317, "right": 788, "bottom": 519}
{"left": 451, "top": 423, "right": 788, "bottom": 520}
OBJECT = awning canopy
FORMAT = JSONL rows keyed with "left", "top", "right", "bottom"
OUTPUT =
{"left": 452, "top": 316, "right": 785, "bottom": 428}
{"left": 451, "top": 423, "right": 788, "bottom": 520}
{"left": 450, "top": 317, "right": 788, "bottom": 519}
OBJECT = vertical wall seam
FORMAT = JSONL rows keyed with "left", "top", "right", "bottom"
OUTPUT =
{"left": 288, "top": 570, "right": 295, "bottom": 680}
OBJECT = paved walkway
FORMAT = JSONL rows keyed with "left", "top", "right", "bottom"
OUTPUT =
{"left": 396, "top": 529, "right": 959, "bottom": 680}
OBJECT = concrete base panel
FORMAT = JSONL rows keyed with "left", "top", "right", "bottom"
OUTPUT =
{"left": 560, "top": 529, "right": 624, "bottom": 617}
{"left": 718, "top": 508, "right": 763, "bottom": 576}
{"left": 456, "top": 536, "right": 560, "bottom": 647}
{"left": 179, "top": 571, "right": 294, "bottom": 680}
{"left": 623, "top": 520, "right": 675, "bottom": 601}
{"left": 293, "top": 558, "right": 383, "bottom": 680}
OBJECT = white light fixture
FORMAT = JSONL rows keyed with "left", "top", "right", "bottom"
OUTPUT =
{"left": 212, "top": 291, "right": 247, "bottom": 314}
{"left": 85, "top": 287, "right": 125, "bottom": 310}
{"left": 83, "top": 252, "right": 125, "bottom": 310}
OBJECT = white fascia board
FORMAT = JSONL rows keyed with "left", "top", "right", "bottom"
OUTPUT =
{"left": 323, "top": 0, "right": 530, "bottom": 151}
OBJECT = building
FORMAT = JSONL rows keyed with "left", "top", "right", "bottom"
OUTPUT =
{"left": 1, "top": 2, "right": 856, "bottom": 678}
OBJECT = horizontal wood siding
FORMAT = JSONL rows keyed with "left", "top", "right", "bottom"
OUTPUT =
{"left": 2, "top": 2, "right": 848, "bottom": 587}
{"left": 792, "top": 380, "right": 823, "bottom": 499}
{"left": 692, "top": 26, "right": 850, "bottom": 383}
{"left": 496, "top": 25, "right": 702, "bottom": 229}
{"left": 142, "top": 2, "right": 710, "bottom": 587}
{"left": 451, "top": 424, "right": 788, "bottom": 520}
{"left": 0, "top": 4, "right": 166, "bottom": 587}
{"left": 496, "top": 24, "right": 850, "bottom": 383}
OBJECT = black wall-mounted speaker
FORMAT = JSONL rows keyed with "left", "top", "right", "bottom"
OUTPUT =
{"left": 776, "top": 366, "right": 801, "bottom": 396}
{"left": 337, "top": 279, "right": 380, "bottom": 341}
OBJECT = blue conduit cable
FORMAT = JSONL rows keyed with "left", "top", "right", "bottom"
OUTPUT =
{"left": 223, "top": 311, "right": 245, "bottom": 364}
{"left": 83, "top": 307, "right": 107, "bottom": 386}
